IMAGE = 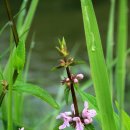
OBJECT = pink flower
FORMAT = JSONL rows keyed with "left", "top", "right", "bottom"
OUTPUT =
{"left": 76, "top": 74, "right": 84, "bottom": 80}
{"left": 82, "top": 101, "right": 96, "bottom": 124}
{"left": 73, "top": 78, "right": 78, "bottom": 83}
{"left": 61, "top": 73, "right": 84, "bottom": 86}
{"left": 73, "top": 117, "right": 84, "bottom": 130}
{"left": 56, "top": 112, "right": 72, "bottom": 129}
{"left": 71, "top": 104, "right": 75, "bottom": 115}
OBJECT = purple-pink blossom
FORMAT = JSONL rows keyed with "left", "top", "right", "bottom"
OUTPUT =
{"left": 76, "top": 74, "right": 84, "bottom": 80}
{"left": 56, "top": 112, "right": 72, "bottom": 129}
{"left": 56, "top": 101, "right": 96, "bottom": 130}
{"left": 61, "top": 73, "right": 84, "bottom": 86}
{"left": 73, "top": 117, "right": 84, "bottom": 130}
{"left": 82, "top": 101, "right": 97, "bottom": 124}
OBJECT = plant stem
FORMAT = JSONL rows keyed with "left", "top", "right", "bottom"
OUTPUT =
{"left": 66, "top": 67, "right": 79, "bottom": 116}
{"left": 106, "top": 0, "right": 115, "bottom": 97}
{"left": 4, "top": 0, "right": 20, "bottom": 130}
{"left": 0, "top": 92, "right": 6, "bottom": 107}
{"left": 115, "top": 0, "right": 128, "bottom": 129}
{"left": 4, "top": 0, "right": 19, "bottom": 46}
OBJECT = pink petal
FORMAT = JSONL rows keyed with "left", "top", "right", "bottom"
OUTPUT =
{"left": 73, "top": 78, "right": 78, "bottom": 83}
{"left": 73, "top": 117, "right": 84, "bottom": 130}
{"left": 64, "top": 112, "right": 72, "bottom": 116}
{"left": 76, "top": 74, "right": 84, "bottom": 80}
{"left": 84, "top": 118, "right": 92, "bottom": 124}
{"left": 59, "top": 124, "right": 67, "bottom": 129}
{"left": 66, "top": 78, "right": 70, "bottom": 82}
{"left": 84, "top": 101, "right": 88, "bottom": 108}
{"left": 71, "top": 104, "right": 75, "bottom": 114}
{"left": 88, "top": 110, "right": 97, "bottom": 117}
{"left": 56, "top": 115, "right": 62, "bottom": 119}
{"left": 82, "top": 107, "right": 88, "bottom": 118}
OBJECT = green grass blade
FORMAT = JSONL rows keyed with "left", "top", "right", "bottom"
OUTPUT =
{"left": 24, "top": 34, "right": 35, "bottom": 81}
{"left": 17, "top": 0, "right": 28, "bottom": 32}
{"left": 0, "top": 22, "right": 10, "bottom": 36}
{"left": 80, "top": 0, "right": 117, "bottom": 130}
{"left": 106, "top": 0, "right": 115, "bottom": 95}
{"left": 115, "top": 0, "right": 128, "bottom": 129}
{"left": 13, "top": 82, "right": 59, "bottom": 109}
{"left": 19, "top": 0, "right": 39, "bottom": 42}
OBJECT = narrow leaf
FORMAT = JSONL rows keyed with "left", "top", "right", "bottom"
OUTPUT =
{"left": 13, "top": 82, "right": 59, "bottom": 109}
{"left": 80, "top": 0, "right": 117, "bottom": 129}
{"left": 116, "top": 102, "right": 130, "bottom": 130}
{"left": 53, "top": 120, "right": 63, "bottom": 130}
{"left": 84, "top": 124, "right": 95, "bottom": 130}
{"left": 115, "top": 0, "right": 128, "bottom": 129}
{"left": 13, "top": 40, "right": 25, "bottom": 71}
{"left": 20, "top": 0, "right": 39, "bottom": 42}
{"left": 64, "top": 87, "right": 70, "bottom": 105}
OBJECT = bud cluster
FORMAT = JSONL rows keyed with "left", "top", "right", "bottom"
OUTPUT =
{"left": 61, "top": 74, "right": 84, "bottom": 87}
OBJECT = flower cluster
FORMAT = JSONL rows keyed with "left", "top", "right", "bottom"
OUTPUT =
{"left": 19, "top": 128, "right": 24, "bottom": 130}
{"left": 61, "top": 74, "right": 84, "bottom": 86}
{"left": 56, "top": 101, "right": 96, "bottom": 130}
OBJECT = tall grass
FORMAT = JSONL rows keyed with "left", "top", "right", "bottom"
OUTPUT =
{"left": 106, "top": 0, "right": 115, "bottom": 96}
{"left": 2, "top": 0, "right": 39, "bottom": 130}
{"left": 115, "top": 0, "right": 128, "bottom": 129}
{"left": 80, "top": 0, "right": 117, "bottom": 130}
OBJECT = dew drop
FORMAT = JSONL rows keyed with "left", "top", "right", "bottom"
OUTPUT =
{"left": 90, "top": 33, "right": 96, "bottom": 52}
{"left": 91, "top": 45, "right": 96, "bottom": 51}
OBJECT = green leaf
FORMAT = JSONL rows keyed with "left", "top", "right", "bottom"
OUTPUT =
{"left": 84, "top": 124, "right": 95, "bottom": 130}
{"left": 19, "top": 0, "right": 39, "bottom": 42}
{"left": 115, "top": 0, "right": 128, "bottom": 129}
{"left": 116, "top": 102, "right": 130, "bottom": 130}
{"left": 51, "top": 65, "right": 63, "bottom": 71}
{"left": 70, "top": 60, "right": 86, "bottom": 66}
{"left": 56, "top": 37, "right": 69, "bottom": 57}
{"left": 13, "top": 40, "right": 25, "bottom": 71}
{"left": 76, "top": 87, "right": 98, "bottom": 111}
{"left": 13, "top": 82, "right": 59, "bottom": 109}
{"left": 80, "top": 0, "right": 117, "bottom": 130}
{"left": 53, "top": 120, "right": 63, "bottom": 130}
{"left": 64, "top": 87, "right": 70, "bottom": 105}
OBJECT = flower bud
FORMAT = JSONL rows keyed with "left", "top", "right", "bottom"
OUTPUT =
{"left": 73, "top": 78, "right": 78, "bottom": 83}
{"left": 76, "top": 74, "right": 84, "bottom": 80}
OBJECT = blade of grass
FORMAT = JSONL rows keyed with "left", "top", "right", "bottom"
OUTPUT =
{"left": 17, "top": 0, "right": 28, "bottom": 32}
{"left": 4, "top": 0, "right": 21, "bottom": 129}
{"left": 80, "top": 0, "right": 117, "bottom": 130}
{"left": 24, "top": 34, "right": 35, "bottom": 82}
{"left": 0, "top": 22, "right": 10, "bottom": 36}
{"left": 106, "top": 0, "right": 115, "bottom": 96}
{"left": 13, "top": 0, "right": 29, "bottom": 125}
{"left": 13, "top": 0, "right": 39, "bottom": 127}
{"left": 19, "top": 0, "right": 39, "bottom": 42}
{"left": 115, "top": 0, "right": 128, "bottom": 129}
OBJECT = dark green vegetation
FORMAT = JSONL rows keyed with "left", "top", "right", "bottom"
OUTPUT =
{"left": 0, "top": 0, "right": 130, "bottom": 130}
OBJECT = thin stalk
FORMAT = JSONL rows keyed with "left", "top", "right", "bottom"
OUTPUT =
{"left": 66, "top": 67, "right": 79, "bottom": 116}
{"left": 8, "top": 82, "right": 13, "bottom": 130}
{"left": 4, "top": 0, "right": 19, "bottom": 83}
{"left": 24, "top": 35, "right": 35, "bottom": 82}
{"left": 4, "top": 0, "right": 20, "bottom": 130}
{"left": 106, "top": 0, "right": 115, "bottom": 96}
{"left": 115, "top": 0, "right": 128, "bottom": 129}
{"left": 4, "top": 0, "right": 19, "bottom": 46}
{"left": 0, "top": 92, "right": 6, "bottom": 107}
